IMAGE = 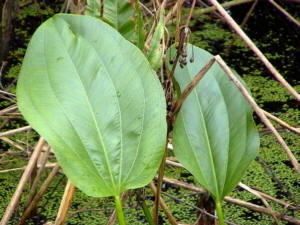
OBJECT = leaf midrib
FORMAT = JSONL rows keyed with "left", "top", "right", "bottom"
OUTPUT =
{"left": 40, "top": 28, "right": 111, "bottom": 192}
{"left": 52, "top": 19, "right": 121, "bottom": 191}
{"left": 184, "top": 63, "right": 221, "bottom": 200}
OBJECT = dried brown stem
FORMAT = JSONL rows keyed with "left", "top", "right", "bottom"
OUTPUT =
{"left": 17, "top": 164, "right": 60, "bottom": 225}
{"left": 267, "top": 0, "right": 300, "bottom": 28}
{"left": 0, "top": 167, "right": 27, "bottom": 173}
{"left": 165, "top": 0, "right": 184, "bottom": 24}
{"left": 150, "top": 182, "right": 178, "bottom": 225}
{"left": 197, "top": 0, "right": 223, "bottom": 18}
{"left": 0, "top": 137, "right": 45, "bottom": 225}
{"left": 160, "top": 176, "right": 300, "bottom": 224}
{"left": 240, "top": 0, "right": 258, "bottom": 27}
{"left": 166, "top": 159, "right": 185, "bottom": 168}
{"left": 54, "top": 180, "right": 75, "bottom": 225}
{"left": 0, "top": 125, "right": 32, "bottom": 137}
{"left": 214, "top": 55, "right": 300, "bottom": 174}
{"left": 0, "top": 137, "right": 27, "bottom": 151}
{"left": 0, "top": 163, "right": 56, "bottom": 173}
{"left": 262, "top": 110, "right": 300, "bottom": 135}
{"left": 24, "top": 147, "right": 51, "bottom": 208}
{"left": 175, "top": 0, "right": 183, "bottom": 43}
{"left": 1, "top": 0, "right": 17, "bottom": 62}
{"left": 171, "top": 58, "right": 215, "bottom": 116}
{"left": 238, "top": 182, "right": 280, "bottom": 224}
{"left": 153, "top": 142, "right": 168, "bottom": 224}
{"left": 164, "top": 161, "right": 298, "bottom": 210}
{"left": 185, "top": 0, "right": 196, "bottom": 27}
{"left": 210, "top": 0, "right": 300, "bottom": 101}
{"left": 195, "top": 0, "right": 254, "bottom": 15}
{"left": 224, "top": 0, "right": 257, "bottom": 55}
{"left": 225, "top": 197, "right": 300, "bottom": 224}
{"left": 0, "top": 90, "right": 15, "bottom": 97}
{"left": 0, "top": 61, "right": 8, "bottom": 89}
{"left": 0, "top": 105, "right": 17, "bottom": 116}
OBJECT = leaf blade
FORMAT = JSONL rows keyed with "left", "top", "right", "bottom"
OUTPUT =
{"left": 171, "top": 45, "right": 259, "bottom": 201}
{"left": 17, "top": 14, "right": 167, "bottom": 197}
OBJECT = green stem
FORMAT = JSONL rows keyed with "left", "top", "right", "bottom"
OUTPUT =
{"left": 141, "top": 200, "right": 155, "bottom": 225}
{"left": 114, "top": 195, "right": 126, "bottom": 225}
{"left": 216, "top": 201, "right": 225, "bottom": 225}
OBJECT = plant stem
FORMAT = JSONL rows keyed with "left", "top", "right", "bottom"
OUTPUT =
{"left": 141, "top": 199, "right": 155, "bottom": 225}
{"left": 114, "top": 195, "right": 126, "bottom": 225}
{"left": 216, "top": 201, "right": 225, "bottom": 225}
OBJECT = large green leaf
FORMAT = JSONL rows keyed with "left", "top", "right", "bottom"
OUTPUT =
{"left": 170, "top": 45, "right": 259, "bottom": 202}
{"left": 17, "top": 14, "right": 167, "bottom": 198}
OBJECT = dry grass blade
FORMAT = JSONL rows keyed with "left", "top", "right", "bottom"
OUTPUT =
{"left": 0, "top": 90, "right": 15, "bottom": 96}
{"left": 193, "top": 0, "right": 254, "bottom": 16}
{"left": 238, "top": 182, "right": 280, "bottom": 224}
{"left": 240, "top": 0, "right": 258, "bottom": 27}
{"left": 24, "top": 147, "right": 51, "bottom": 208}
{"left": 165, "top": 0, "right": 184, "bottom": 24}
{"left": 252, "top": 190, "right": 298, "bottom": 210}
{"left": 171, "top": 58, "right": 215, "bottom": 116}
{"left": 17, "top": 164, "right": 60, "bottom": 225}
{"left": 225, "top": 197, "right": 300, "bottom": 224}
{"left": 0, "top": 105, "right": 17, "bottom": 116}
{"left": 153, "top": 143, "right": 168, "bottom": 225}
{"left": 54, "top": 180, "right": 75, "bottom": 225}
{"left": 0, "top": 162, "right": 57, "bottom": 174}
{"left": 164, "top": 159, "right": 299, "bottom": 209}
{"left": 262, "top": 110, "right": 300, "bottom": 135}
{"left": 267, "top": 0, "right": 300, "bottom": 28}
{"left": 161, "top": 192, "right": 237, "bottom": 225}
{"left": 185, "top": 0, "right": 196, "bottom": 27}
{"left": 160, "top": 176, "right": 300, "bottom": 224}
{"left": 0, "top": 137, "right": 45, "bottom": 225}
{"left": 166, "top": 159, "right": 185, "bottom": 168}
{"left": 0, "top": 137, "right": 26, "bottom": 151}
{"left": 214, "top": 55, "right": 300, "bottom": 174}
{"left": 0, "top": 125, "right": 32, "bottom": 137}
{"left": 0, "top": 166, "right": 27, "bottom": 173}
{"left": 209, "top": 0, "right": 300, "bottom": 101}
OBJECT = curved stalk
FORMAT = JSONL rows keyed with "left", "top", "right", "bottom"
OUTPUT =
{"left": 141, "top": 200, "right": 155, "bottom": 225}
{"left": 114, "top": 195, "right": 126, "bottom": 225}
{"left": 216, "top": 201, "right": 225, "bottom": 225}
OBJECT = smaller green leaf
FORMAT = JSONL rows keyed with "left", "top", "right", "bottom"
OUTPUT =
{"left": 147, "top": 8, "right": 165, "bottom": 70}
{"left": 170, "top": 44, "right": 260, "bottom": 202}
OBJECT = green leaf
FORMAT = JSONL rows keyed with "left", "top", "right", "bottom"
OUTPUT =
{"left": 134, "top": 0, "right": 145, "bottom": 50}
{"left": 103, "top": 0, "right": 136, "bottom": 42}
{"left": 17, "top": 14, "right": 167, "bottom": 198}
{"left": 147, "top": 8, "right": 165, "bottom": 70}
{"left": 85, "top": 0, "right": 101, "bottom": 17}
{"left": 170, "top": 45, "right": 259, "bottom": 201}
